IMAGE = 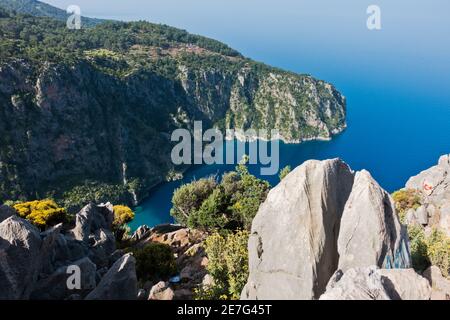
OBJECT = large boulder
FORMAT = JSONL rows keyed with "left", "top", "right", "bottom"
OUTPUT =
{"left": 70, "top": 203, "right": 114, "bottom": 243}
{"left": 423, "top": 266, "right": 450, "bottom": 300}
{"left": 242, "top": 159, "right": 355, "bottom": 300}
{"left": 0, "top": 216, "right": 42, "bottom": 299}
{"left": 85, "top": 253, "right": 137, "bottom": 300}
{"left": 337, "top": 171, "right": 411, "bottom": 272}
{"left": 30, "top": 257, "right": 97, "bottom": 300}
{"left": 319, "top": 267, "right": 391, "bottom": 300}
{"left": 320, "top": 267, "right": 431, "bottom": 300}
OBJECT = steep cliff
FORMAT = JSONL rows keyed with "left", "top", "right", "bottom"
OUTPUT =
{"left": 0, "top": 10, "right": 346, "bottom": 206}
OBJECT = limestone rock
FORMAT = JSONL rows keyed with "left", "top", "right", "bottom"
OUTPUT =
{"left": 148, "top": 281, "right": 174, "bottom": 300}
{"left": 338, "top": 170, "right": 411, "bottom": 272}
{"left": 70, "top": 203, "right": 114, "bottom": 243}
{"left": 319, "top": 267, "right": 391, "bottom": 300}
{"left": 378, "top": 269, "right": 431, "bottom": 300}
{"left": 242, "top": 159, "right": 355, "bottom": 300}
{"left": 0, "top": 216, "right": 42, "bottom": 299}
{"left": 85, "top": 253, "right": 137, "bottom": 300}
{"left": 30, "top": 257, "right": 97, "bottom": 300}
{"left": 423, "top": 266, "right": 450, "bottom": 300}
{"left": 320, "top": 267, "right": 430, "bottom": 300}
{"left": 131, "top": 225, "right": 151, "bottom": 242}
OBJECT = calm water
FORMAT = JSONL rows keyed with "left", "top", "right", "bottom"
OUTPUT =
{"left": 44, "top": 0, "right": 450, "bottom": 230}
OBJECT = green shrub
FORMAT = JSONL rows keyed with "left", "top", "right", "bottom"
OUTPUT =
{"left": 131, "top": 243, "right": 177, "bottom": 282}
{"left": 170, "top": 163, "right": 269, "bottom": 231}
{"left": 408, "top": 225, "right": 450, "bottom": 277}
{"left": 13, "top": 199, "right": 66, "bottom": 229}
{"left": 195, "top": 230, "right": 249, "bottom": 300}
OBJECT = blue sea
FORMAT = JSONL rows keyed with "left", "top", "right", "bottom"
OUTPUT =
{"left": 44, "top": 0, "right": 450, "bottom": 230}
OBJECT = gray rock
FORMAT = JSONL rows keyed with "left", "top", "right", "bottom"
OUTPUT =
{"left": 338, "top": 170, "right": 411, "bottom": 272}
{"left": 70, "top": 203, "right": 114, "bottom": 243}
{"left": 39, "top": 223, "right": 63, "bottom": 274}
{"left": 439, "top": 202, "right": 450, "bottom": 236}
{"left": 85, "top": 253, "right": 137, "bottom": 300}
{"left": 88, "top": 228, "right": 116, "bottom": 268}
{"left": 30, "top": 257, "right": 97, "bottom": 300}
{"left": 0, "top": 205, "right": 15, "bottom": 223}
{"left": 320, "top": 267, "right": 391, "bottom": 300}
{"left": 137, "top": 289, "right": 147, "bottom": 300}
{"left": 131, "top": 225, "right": 151, "bottom": 242}
{"left": 378, "top": 269, "right": 431, "bottom": 300}
{"left": 242, "top": 159, "right": 355, "bottom": 300}
{"left": 148, "top": 281, "right": 174, "bottom": 300}
{"left": 415, "top": 205, "right": 429, "bottom": 225}
{"left": 320, "top": 267, "right": 430, "bottom": 300}
{"left": 423, "top": 266, "right": 450, "bottom": 300}
{"left": 0, "top": 216, "right": 42, "bottom": 299}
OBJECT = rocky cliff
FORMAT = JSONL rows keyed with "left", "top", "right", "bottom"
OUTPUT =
{"left": 0, "top": 10, "right": 346, "bottom": 206}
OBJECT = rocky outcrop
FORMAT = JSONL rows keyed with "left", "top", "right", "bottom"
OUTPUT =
{"left": 242, "top": 159, "right": 411, "bottom": 300}
{"left": 133, "top": 225, "right": 208, "bottom": 300}
{"left": 0, "top": 11, "right": 346, "bottom": 205}
{"left": 319, "top": 267, "right": 431, "bottom": 300}
{"left": 0, "top": 216, "right": 42, "bottom": 299}
{"left": 0, "top": 203, "right": 138, "bottom": 300}
{"left": 338, "top": 171, "right": 410, "bottom": 271}
{"left": 404, "top": 154, "right": 450, "bottom": 236}
{"left": 85, "top": 254, "right": 137, "bottom": 300}
{"left": 423, "top": 266, "right": 450, "bottom": 300}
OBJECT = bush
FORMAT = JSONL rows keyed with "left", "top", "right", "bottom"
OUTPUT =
{"left": 170, "top": 163, "right": 269, "bottom": 231}
{"left": 113, "top": 205, "right": 135, "bottom": 227}
{"left": 131, "top": 243, "right": 177, "bottom": 282}
{"left": 195, "top": 230, "right": 249, "bottom": 300}
{"left": 392, "top": 189, "right": 422, "bottom": 223}
{"left": 170, "top": 177, "right": 217, "bottom": 226}
{"left": 408, "top": 225, "right": 450, "bottom": 277}
{"left": 13, "top": 199, "right": 66, "bottom": 229}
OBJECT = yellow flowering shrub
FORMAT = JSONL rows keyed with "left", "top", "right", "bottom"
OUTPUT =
{"left": 13, "top": 199, "right": 66, "bottom": 229}
{"left": 113, "top": 205, "right": 135, "bottom": 227}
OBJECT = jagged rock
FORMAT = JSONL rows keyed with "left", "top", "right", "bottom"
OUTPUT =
{"left": 137, "top": 289, "right": 147, "bottom": 300}
{"left": 406, "top": 154, "right": 450, "bottom": 202}
{"left": 88, "top": 228, "right": 116, "bottom": 268}
{"left": 0, "top": 216, "right": 42, "bottom": 299}
{"left": 338, "top": 170, "right": 411, "bottom": 272}
{"left": 242, "top": 159, "right": 355, "bottom": 300}
{"left": 415, "top": 205, "right": 429, "bottom": 225}
{"left": 320, "top": 267, "right": 391, "bottom": 300}
{"left": 320, "top": 267, "right": 430, "bottom": 300}
{"left": 378, "top": 269, "right": 431, "bottom": 300}
{"left": 0, "top": 205, "right": 15, "bottom": 223}
{"left": 30, "top": 257, "right": 97, "bottom": 300}
{"left": 39, "top": 223, "right": 63, "bottom": 274}
{"left": 439, "top": 202, "right": 450, "bottom": 237}
{"left": 85, "top": 253, "right": 137, "bottom": 300}
{"left": 148, "top": 281, "right": 174, "bottom": 300}
{"left": 70, "top": 203, "right": 114, "bottom": 243}
{"left": 131, "top": 225, "right": 151, "bottom": 242}
{"left": 423, "top": 266, "right": 450, "bottom": 300}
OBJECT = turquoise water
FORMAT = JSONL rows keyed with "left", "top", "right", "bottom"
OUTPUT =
{"left": 60, "top": 0, "right": 449, "bottom": 230}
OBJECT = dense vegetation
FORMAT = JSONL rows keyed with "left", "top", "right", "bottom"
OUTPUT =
{"left": 130, "top": 243, "right": 177, "bottom": 283}
{"left": 195, "top": 230, "right": 249, "bottom": 300}
{"left": 170, "top": 161, "right": 270, "bottom": 231}
{"left": 393, "top": 189, "right": 450, "bottom": 278}
{"left": 13, "top": 199, "right": 66, "bottom": 229}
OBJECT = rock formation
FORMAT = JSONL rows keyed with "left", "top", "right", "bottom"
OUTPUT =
{"left": 242, "top": 159, "right": 411, "bottom": 300}
{"left": 0, "top": 203, "right": 138, "bottom": 300}
{"left": 404, "top": 154, "right": 450, "bottom": 236}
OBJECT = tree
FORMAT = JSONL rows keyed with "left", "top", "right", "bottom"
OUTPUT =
{"left": 279, "top": 165, "right": 291, "bottom": 181}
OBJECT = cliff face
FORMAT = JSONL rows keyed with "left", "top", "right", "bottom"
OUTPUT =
{"left": 0, "top": 11, "right": 346, "bottom": 204}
